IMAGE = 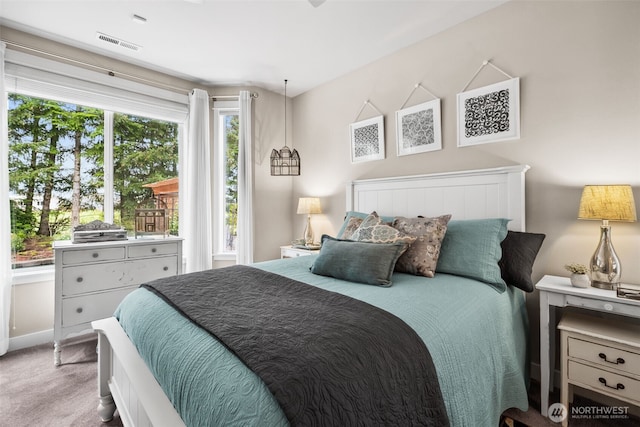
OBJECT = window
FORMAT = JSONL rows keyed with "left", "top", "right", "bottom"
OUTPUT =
{"left": 213, "top": 102, "right": 239, "bottom": 257}
{"left": 4, "top": 50, "right": 188, "bottom": 271}
{"left": 8, "top": 94, "right": 180, "bottom": 268}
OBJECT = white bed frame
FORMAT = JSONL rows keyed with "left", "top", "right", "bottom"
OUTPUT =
{"left": 92, "top": 164, "right": 529, "bottom": 426}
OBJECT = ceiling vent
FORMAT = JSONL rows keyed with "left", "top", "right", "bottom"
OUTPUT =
{"left": 96, "top": 32, "right": 141, "bottom": 52}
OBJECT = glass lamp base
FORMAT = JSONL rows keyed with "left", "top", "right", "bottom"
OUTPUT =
{"left": 589, "top": 224, "right": 621, "bottom": 291}
{"left": 590, "top": 280, "right": 617, "bottom": 291}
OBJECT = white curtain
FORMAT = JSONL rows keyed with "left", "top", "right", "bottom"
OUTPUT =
{"left": 236, "top": 91, "right": 254, "bottom": 265}
{"left": 1, "top": 43, "right": 12, "bottom": 355}
{"left": 182, "top": 89, "right": 212, "bottom": 273}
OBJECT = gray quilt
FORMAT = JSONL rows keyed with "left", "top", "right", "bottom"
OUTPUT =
{"left": 142, "top": 264, "right": 449, "bottom": 426}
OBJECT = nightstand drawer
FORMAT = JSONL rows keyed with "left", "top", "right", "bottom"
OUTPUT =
{"left": 568, "top": 360, "right": 640, "bottom": 404}
{"left": 282, "top": 249, "right": 306, "bottom": 258}
{"left": 62, "top": 247, "right": 125, "bottom": 265}
{"left": 280, "top": 246, "right": 319, "bottom": 258}
{"left": 565, "top": 294, "right": 640, "bottom": 317}
{"left": 569, "top": 337, "right": 640, "bottom": 377}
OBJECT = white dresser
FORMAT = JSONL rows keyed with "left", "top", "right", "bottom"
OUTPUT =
{"left": 53, "top": 237, "right": 182, "bottom": 365}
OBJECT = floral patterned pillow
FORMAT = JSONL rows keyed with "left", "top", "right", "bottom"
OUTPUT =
{"left": 339, "top": 216, "right": 364, "bottom": 240}
{"left": 392, "top": 215, "right": 452, "bottom": 277}
{"left": 350, "top": 212, "right": 417, "bottom": 246}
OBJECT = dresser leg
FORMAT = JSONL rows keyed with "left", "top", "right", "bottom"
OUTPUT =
{"left": 54, "top": 341, "right": 61, "bottom": 366}
{"left": 98, "top": 394, "right": 116, "bottom": 422}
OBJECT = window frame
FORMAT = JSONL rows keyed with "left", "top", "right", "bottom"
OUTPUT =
{"left": 212, "top": 100, "right": 239, "bottom": 261}
{"left": 5, "top": 49, "right": 188, "bottom": 278}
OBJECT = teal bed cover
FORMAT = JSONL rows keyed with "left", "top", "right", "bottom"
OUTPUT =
{"left": 115, "top": 255, "right": 529, "bottom": 427}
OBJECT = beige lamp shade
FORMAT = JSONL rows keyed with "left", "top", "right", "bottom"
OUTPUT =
{"left": 297, "top": 197, "right": 322, "bottom": 215}
{"left": 578, "top": 185, "right": 637, "bottom": 222}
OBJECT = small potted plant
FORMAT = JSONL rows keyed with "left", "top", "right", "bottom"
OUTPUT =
{"left": 564, "top": 263, "right": 590, "bottom": 288}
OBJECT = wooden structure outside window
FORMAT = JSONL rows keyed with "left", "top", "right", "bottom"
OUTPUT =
{"left": 138, "top": 177, "right": 178, "bottom": 237}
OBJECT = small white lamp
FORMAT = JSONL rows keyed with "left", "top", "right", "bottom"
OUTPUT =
{"left": 297, "top": 197, "right": 321, "bottom": 245}
{"left": 578, "top": 185, "right": 637, "bottom": 290}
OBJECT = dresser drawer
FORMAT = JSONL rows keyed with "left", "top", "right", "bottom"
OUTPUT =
{"left": 61, "top": 246, "right": 125, "bottom": 265}
{"left": 569, "top": 337, "right": 640, "bottom": 377}
{"left": 128, "top": 242, "right": 179, "bottom": 258}
{"left": 62, "top": 262, "right": 132, "bottom": 296}
{"left": 568, "top": 360, "right": 640, "bottom": 404}
{"left": 62, "top": 255, "right": 178, "bottom": 296}
{"left": 126, "top": 256, "right": 179, "bottom": 284}
{"left": 62, "top": 287, "right": 135, "bottom": 328}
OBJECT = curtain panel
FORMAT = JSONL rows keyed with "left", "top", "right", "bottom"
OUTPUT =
{"left": 182, "top": 89, "right": 213, "bottom": 273}
{"left": 236, "top": 91, "right": 254, "bottom": 265}
{"left": 1, "top": 43, "right": 13, "bottom": 355}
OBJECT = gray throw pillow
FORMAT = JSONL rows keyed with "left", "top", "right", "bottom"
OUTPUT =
{"left": 310, "top": 235, "right": 408, "bottom": 287}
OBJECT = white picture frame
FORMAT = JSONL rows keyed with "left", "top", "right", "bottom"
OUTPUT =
{"left": 349, "top": 115, "right": 385, "bottom": 163}
{"left": 395, "top": 99, "right": 442, "bottom": 156}
{"left": 457, "top": 77, "right": 520, "bottom": 147}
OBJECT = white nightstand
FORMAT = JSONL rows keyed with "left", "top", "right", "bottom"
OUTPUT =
{"left": 280, "top": 245, "right": 320, "bottom": 259}
{"left": 558, "top": 312, "right": 640, "bottom": 426}
{"left": 536, "top": 275, "right": 640, "bottom": 417}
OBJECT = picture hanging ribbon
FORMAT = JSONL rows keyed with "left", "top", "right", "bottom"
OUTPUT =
{"left": 460, "top": 59, "right": 514, "bottom": 92}
{"left": 353, "top": 99, "right": 383, "bottom": 122}
{"left": 399, "top": 83, "right": 439, "bottom": 110}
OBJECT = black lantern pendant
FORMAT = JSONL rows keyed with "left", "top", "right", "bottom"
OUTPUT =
{"left": 270, "top": 79, "right": 300, "bottom": 176}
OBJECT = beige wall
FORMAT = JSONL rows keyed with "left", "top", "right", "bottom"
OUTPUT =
{"left": 9, "top": 281, "right": 54, "bottom": 337}
{"left": 291, "top": 0, "right": 640, "bottom": 366}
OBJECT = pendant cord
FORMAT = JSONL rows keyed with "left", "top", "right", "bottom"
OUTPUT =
{"left": 284, "top": 79, "right": 288, "bottom": 148}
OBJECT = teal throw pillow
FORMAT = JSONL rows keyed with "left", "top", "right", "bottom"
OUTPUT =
{"left": 436, "top": 218, "right": 510, "bottom": 292}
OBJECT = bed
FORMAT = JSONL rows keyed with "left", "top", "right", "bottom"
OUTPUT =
{"left": 92, "top": 164, "right": 540, "bottom": 427}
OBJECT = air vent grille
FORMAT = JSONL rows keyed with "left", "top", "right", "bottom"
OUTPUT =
{"left": 96, "top": 32, "right": 141, "bottom": 52}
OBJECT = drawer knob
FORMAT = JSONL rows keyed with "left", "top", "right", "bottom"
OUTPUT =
{"left": 76, "top": 307, "right": 83, "bottom": 314}
{"left": 151, "top": 248, "right": 157, "bottom": 253}
{"left": 603, "top": 303, "right": 613, "bottom": 311}
{"left": 76, "top": 277, "right": 83, "bottom": 283}
{"left": 163, "top": 266, "right": 169, "bottom": 271}
{"left": 92, "top": 252, "right": 99, "bottom": 258}
{"left": 598, "top": 377, "right": 624, "bottom": 390}
{"left": 598, "top": 353, "right": 625, "bottom": 365}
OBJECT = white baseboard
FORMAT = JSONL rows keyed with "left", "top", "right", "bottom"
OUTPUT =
{"left": 8, "top": 329, "right": 53, "bottom": 352}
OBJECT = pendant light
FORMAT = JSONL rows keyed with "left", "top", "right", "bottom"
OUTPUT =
{"left": 270, "top": 79, "right": 300, "bottom": 176}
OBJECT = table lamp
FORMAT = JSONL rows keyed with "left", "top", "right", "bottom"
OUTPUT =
{"left": 578, "top": 185, "right": 637, "bottom": 290}
{"left": 297, "top": 197, "right": 321, "bottom": 245}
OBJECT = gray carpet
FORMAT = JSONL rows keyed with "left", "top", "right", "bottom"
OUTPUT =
{"left": 0, "top": 337, "right": 123, "bottom": 427}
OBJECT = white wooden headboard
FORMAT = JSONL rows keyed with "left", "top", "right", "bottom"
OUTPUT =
{"left": 346, "top": 165, "right": 530, "bottom": 231}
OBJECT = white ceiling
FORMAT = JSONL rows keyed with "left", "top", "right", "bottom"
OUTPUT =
{"left": 0, "top": 0, "right": 507, "bottom": 97}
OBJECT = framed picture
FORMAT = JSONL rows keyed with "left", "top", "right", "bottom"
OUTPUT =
{"left": 349, "top": 115, "right": 385, "bottom": 163}
{"left": 457, "top": 77, "right": 520, "bottom": 147}
{"left": 396, "top": 99, "right": 441, "bottom": 156}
